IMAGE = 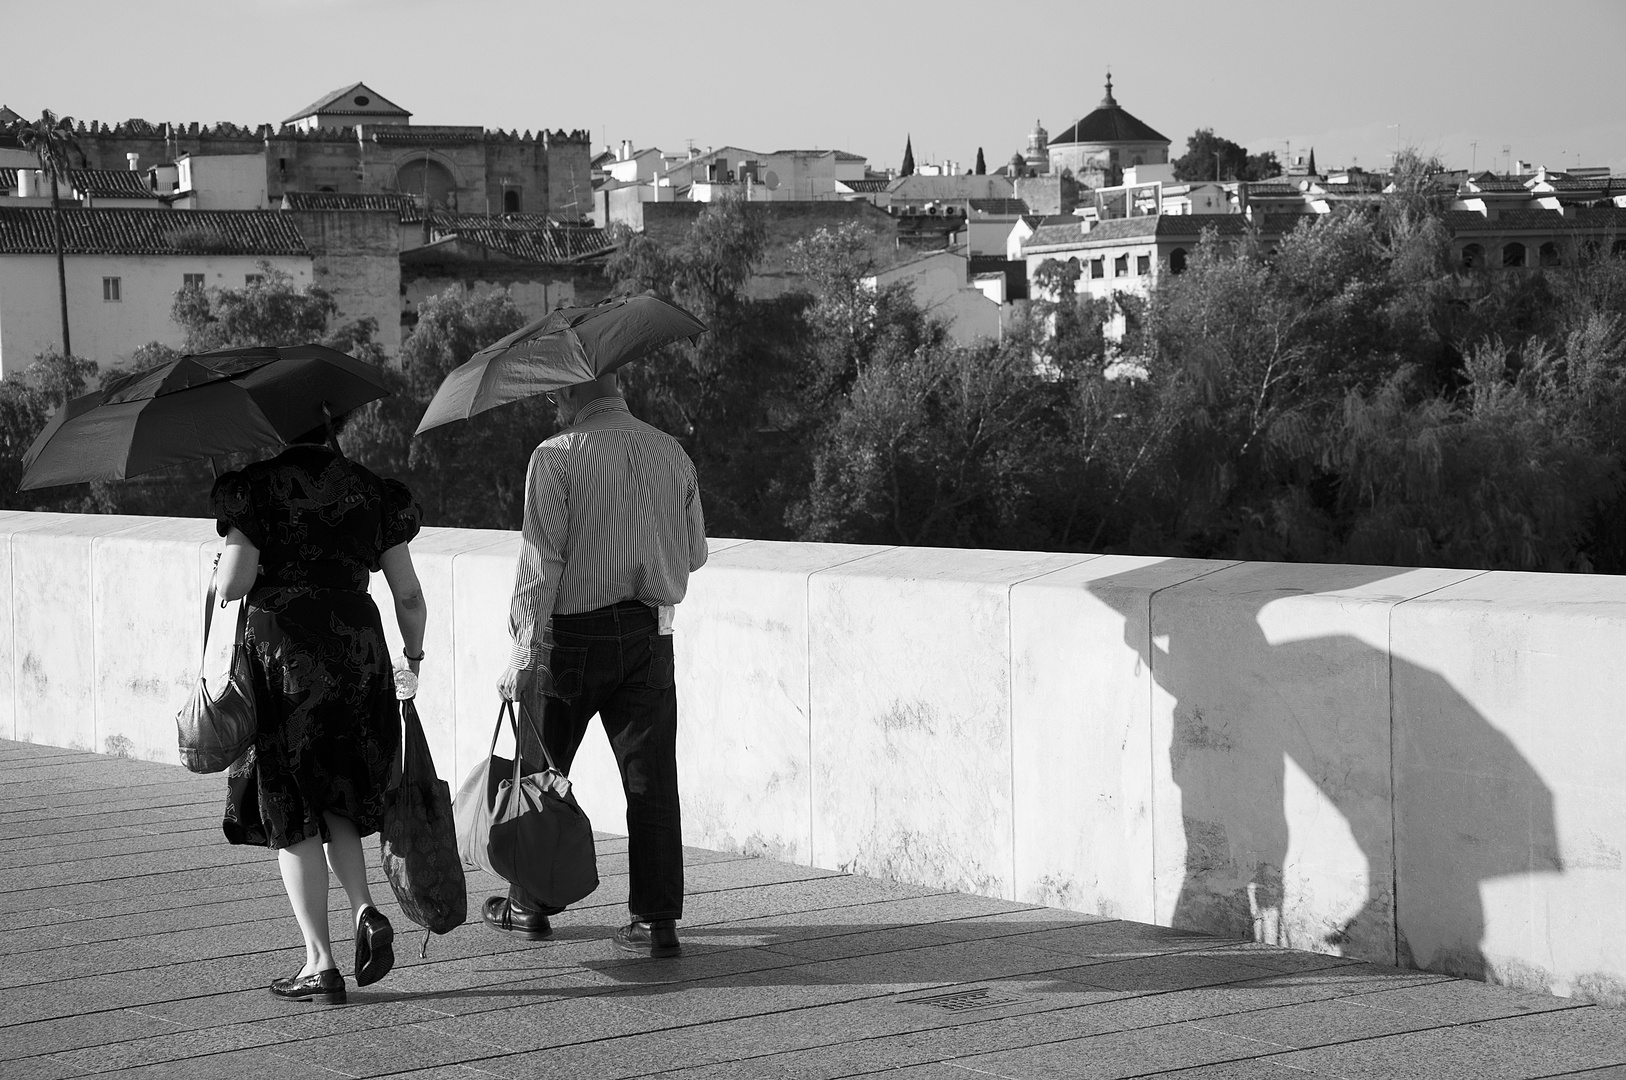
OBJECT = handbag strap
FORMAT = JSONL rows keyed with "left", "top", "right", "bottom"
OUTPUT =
{"left": 496, "top": 699, "right": 561, "bottom": 782}
{"left": 199, "top": 558, "right": 249, "bottom": 673}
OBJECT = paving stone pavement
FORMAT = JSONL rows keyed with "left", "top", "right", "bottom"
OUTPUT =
{"left": 2, "top": 738, "right": 1624, "bottom": 1080}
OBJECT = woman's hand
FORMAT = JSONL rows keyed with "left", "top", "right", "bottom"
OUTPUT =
{"left": 394, "top": 653, "right": 420, "bottom": 699}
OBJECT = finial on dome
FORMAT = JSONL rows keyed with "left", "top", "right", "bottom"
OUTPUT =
{"left": 1102, "top": 71, "right": 1116, "bottom": 107}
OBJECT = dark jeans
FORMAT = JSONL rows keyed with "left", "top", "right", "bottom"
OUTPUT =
{"left": 511, "top": 600, "right": 683, "bottom": 922}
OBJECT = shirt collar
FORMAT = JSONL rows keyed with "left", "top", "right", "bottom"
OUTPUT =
{"left": 574, "top": 396, "right": 630, "bottom": 423}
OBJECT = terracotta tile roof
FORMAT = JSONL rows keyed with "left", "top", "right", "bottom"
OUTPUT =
{"left": 1026, "top": 213, "right": 1283, "bottom": 251}
{"left": 841, "top": 179, "right": 891, "bottom": 192}
{"left": 426, "top": 211, "right": 562, "bottom": 232}
{"left": 0, "top": 208, "right": 309, "bottom": 256}
{"left": 370, "top": 127, "right": 485, "bottom": 145}
{"left": 1444, "top": 209, "right": 1567, "bottom": 231}
{"left": 1024, "top": 220, "right": 1087, "bottom": 247}
{"left": 968, "top": 198, "right": 1030, "bottom": 215}
{"left": 1464, "top": 178, "right": 1531, "bottom": 193}
{"left": 0, "top": 167, "right": 16, "bottom": 192}
{"left": 438, "top": 225, "right": 616, "bottom": 264}
{"left": 72, "top": 169, "right": 157, "bottom": 200}
{"left": 283, "top": 82, "right": 411, "bottom": 125}
{"left": 281, "top": 191, "right": 419, "bottom": 213}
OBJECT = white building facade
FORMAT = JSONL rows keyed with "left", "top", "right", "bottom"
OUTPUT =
{"left": 0, "top": 208, "right": 312, "bottom": 376}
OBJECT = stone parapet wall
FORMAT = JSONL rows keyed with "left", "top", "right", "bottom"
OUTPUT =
{"left": 2, "top": 511, "right": 1621, "bottom": 1003}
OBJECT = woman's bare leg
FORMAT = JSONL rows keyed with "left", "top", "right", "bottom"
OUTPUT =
{"left": 322, "top": 811, "right": 377, "bottom": 928}
{"left": 277, "top": 835, "right": 335, "bottom": 975}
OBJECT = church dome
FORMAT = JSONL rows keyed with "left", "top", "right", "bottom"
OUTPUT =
{"left": 1049, "top": 76, "right": 1169, "bottom": 147}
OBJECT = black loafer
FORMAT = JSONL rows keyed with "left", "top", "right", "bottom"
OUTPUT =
{"left": 613, "top": 919, "right": 681, "bottom": 958}
{"left": 270, "top": 968, "right": 346, "bottom": 1004}
{"left": 354, "top": 905, "right": 395, "bottom": 987}
{"left": 483, "top": 896, "right": 554, "bottom": 940}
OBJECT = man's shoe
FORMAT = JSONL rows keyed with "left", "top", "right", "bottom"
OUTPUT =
{"left": 354, "top": 905, "right": 394, "bottom": 987}
{"left": 483, "top": 896, "right": 554, "bottom": 940}
{"left": 269, "top": 968, "right": 347, "bottom": 1005}
{"left": 613, "top": 919, "right": 681, "bottom": 958}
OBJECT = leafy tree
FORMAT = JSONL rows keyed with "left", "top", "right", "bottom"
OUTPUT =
{"left": 346, "top": 289, "right": 538, "bottom": 529}
{"left": 1172, "top": 128, "right": 1278, "bottom": 182}
{"left": 16, "top": 111, "right": 81, "bottom": 357}
{"left": 0, "top": 348, "right": 115, "bottom": 513}
{"left": 975, "top": 147, "right": 986, "bottom": 175}
{"left": 171, "top": 262, "right": 339, "bottom": 352}
{"left": 900, "top": 136, "right": 915, "bottom": 178}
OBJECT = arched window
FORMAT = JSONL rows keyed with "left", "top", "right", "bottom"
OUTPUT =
{"left": 504, "top": 189, "right": 521, "bottom": 213}
{"left": 1503, "top": 242, "right": 1526, "bottom": 268}
{"left": 1461, "top": 243, "right": 1483, "bottom": 269}
{"left": 1169, "top": 247, "right": 1188, "bottom": 275}
{"left": 395, "top": 158, "right": 457, "bottom": 208}
{"left": 1539, "top": 241, "right": 1561, "bottom": 267}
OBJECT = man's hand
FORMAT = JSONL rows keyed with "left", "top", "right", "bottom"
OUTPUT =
{"left": 497, "top": 663, "right": 533, "bottom": 702}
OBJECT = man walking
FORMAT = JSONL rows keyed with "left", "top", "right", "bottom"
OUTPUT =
{"left": 489, "top": 371, "right": 707, "bottom": 958}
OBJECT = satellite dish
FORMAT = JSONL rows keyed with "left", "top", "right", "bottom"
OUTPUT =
{"left": 763, "top": 170, "right": 780, "bottom": 191}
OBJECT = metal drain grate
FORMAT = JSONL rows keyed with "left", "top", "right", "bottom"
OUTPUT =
{"left": 903, "top": 987, "right": 1023, "bottom": 1012}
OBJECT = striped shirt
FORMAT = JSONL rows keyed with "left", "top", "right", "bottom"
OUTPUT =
{"left": 508, "top": 396, "right": 708, "bottom": 670}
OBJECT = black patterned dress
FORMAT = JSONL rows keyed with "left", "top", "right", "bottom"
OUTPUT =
{"left": 210, "top": 445, "right": 422, "bottom": 850}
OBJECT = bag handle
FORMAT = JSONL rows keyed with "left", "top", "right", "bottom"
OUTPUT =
{"left": 199, "top": 556, "right": 249, "bottom": 675}
{"left": 493, "top": 699, "right": 562, "bottom": 782}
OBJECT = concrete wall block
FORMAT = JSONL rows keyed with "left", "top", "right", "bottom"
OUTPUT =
{"left": 1010, "top": 555, "right": 1233, "bottom": 921}
{"left": 1149, "top": 563, "right": 1478, "bottom": 965}
{"left": 13, "top": 515, "right": 163, "bottom": 751}
{"left": 1391, "top": 571, "right": 1626, "bottom": 1002}
{"left": 807, "top": 547, "right": 1088, "bottom": 899}
{"left": 677, "top": 540, "right": 892, "bottom": 865}
{"left": 0, "top": 510, "right": 78, "bottom": 741}
{"left": 93, "top": 519, "right": 220, "bottom": 765}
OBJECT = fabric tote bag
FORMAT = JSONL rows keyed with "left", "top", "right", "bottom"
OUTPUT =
{"left": 175, "top": 562, "right": 257, "bottom": 774}
{"left": 380, "top": 698, "right": 468, "bottom": 951}
{"left": 453, "top": 700, "right": 599, "bottom": 911}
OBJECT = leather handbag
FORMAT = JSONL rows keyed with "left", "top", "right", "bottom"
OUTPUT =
{"left": 175, "top": 561, "right": 257, "bottom": 773}
{"left": 453, "top": 700, "right": 599, "bottom": 910}
{"left": 380, "top": 698, "right": 468, "bottom": 951}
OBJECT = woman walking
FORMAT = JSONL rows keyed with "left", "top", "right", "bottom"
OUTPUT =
{"left": 211, "top": 416, "right": 426, "bottom": 1005}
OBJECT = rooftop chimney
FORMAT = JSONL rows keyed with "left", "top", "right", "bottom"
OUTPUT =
{"left": 620, "top": 139, "right": 633, "bottom": 161}
{"left": 127, "top": 152, "right": 140, "bottom": 172}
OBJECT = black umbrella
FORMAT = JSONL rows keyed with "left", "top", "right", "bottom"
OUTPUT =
{"left": 414, "top": 294, "right": 706, "bottom": 435}
{"left": 18, "top": 344, "right": 390, "bottom": 490}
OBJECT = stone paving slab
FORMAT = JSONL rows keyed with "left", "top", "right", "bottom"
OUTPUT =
{"left": 3, "top": 739, "right": 1625, "bottom": 1079}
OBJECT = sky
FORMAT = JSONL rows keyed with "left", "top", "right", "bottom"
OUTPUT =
{"left": 5, "top": 0, "right": 1624, "bottom": 177}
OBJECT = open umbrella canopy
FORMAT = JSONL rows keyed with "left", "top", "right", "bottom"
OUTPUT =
{"left": 414, "top": 294, "right": 706, "bottom": 435}
{"left": 18, "top": 344, "right": 390, "bottom": 490}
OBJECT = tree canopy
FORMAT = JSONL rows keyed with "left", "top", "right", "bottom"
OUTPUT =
{"left": 1172, "top": 128, "right": 1280, "bottom": 182}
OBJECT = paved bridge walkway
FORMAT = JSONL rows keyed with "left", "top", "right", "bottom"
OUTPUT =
{"left": 3, "top": 738, "right": 1625, "bottom": 1080}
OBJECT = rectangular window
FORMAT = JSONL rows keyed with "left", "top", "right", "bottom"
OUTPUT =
{"left": 1136, "top": 254, "right": 1151, "bottom": 276}
{"left": 183, "top": 273, "right": 205, "bottom": 291}
{"left": 1113, "top": 255, "right": 1129, "bottom": 278}
{"left": 1090, "top": 258, "right": 1105, "bottom": 279}
{"left": 245, "top": 273, "right": 264, "bottom": 287}
{"left": 102, "top": 277, "right": 121, "bottom": 302}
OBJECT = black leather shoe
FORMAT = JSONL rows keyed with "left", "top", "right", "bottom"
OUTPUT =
{"left": 483, "top": 896, "right": 554, "bottom": 940}
{"left": 354, "top": 905, "right": 394, "bottom": 987}
{"left": 613, "top": 919, "right": 681, "bottom": 958}
{"left": 270, "top": 968, "right": 346, "bottom": 1004}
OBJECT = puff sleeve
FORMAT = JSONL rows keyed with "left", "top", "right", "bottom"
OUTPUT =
{"left": 210, "top": 471, "right": 265, "bottom": 547}
{"left": 379, "top": 478, "right": 422, "bottom": 552}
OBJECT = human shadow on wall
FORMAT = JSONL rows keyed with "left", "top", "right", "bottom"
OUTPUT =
{"left": 1085, "top": 562, "right": 1562, "bottom": 981}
